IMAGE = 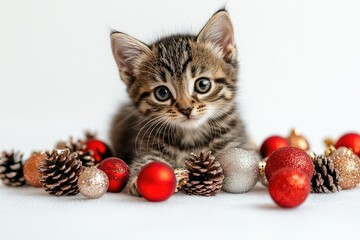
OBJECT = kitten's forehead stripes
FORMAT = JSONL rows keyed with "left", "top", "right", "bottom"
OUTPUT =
{"left": 190, "top": 65, "right": 208, "bottom": 78}
{"left": 159, "top": 70, "right": 167, "bottom": 82}
{"left": 156, "top": 36, "right": 193, "bottom": 77}
{"left": 214, "top": 78, "right": 236, "bottom": 91}
{"left": 137, "top": 91, "right": 151, "bottom": 105}
{"left": 203, "top": 86, "right": 224, "bottom": 101}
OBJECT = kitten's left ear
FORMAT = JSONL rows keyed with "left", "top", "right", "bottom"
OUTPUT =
{"left": 111, "top": 32, "right": 151, "bottom": 85}
{"left": 197, "top": 10, "right": 236, "bottom": 62}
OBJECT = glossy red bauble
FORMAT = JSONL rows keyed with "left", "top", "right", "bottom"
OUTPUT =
{"left": 335, "top": 133, "right": 360, "bottom": 156}
{"left": 97, "top": 157, "right": 130, "bottom": 192}
{"left": 85, "top": 139, "right": 113, "bottom": 163}
{"left": 269, "top": 168, "right": 310, "bottom": 208}
{"left": 260, "top": 136, "right": 290, "bottom": 158}
{"left": 137, "top": 162, "right": 176, "bottom": 202}
{"left": 265, "top": 146, "right": 314, "bottom": 181}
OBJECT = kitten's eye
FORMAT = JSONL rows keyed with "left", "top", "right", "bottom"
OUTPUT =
{"left": 154, "top": 86, "right": 171, "bottom": 101}
{"left": 195, "top": 78, "right": 211, "bottom": 93}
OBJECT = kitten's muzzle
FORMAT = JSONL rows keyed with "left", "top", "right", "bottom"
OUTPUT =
{"left": 178, "top": 107, "right": 193, "bottom": 118}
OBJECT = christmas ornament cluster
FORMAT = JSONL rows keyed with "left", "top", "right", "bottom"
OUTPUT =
{"left": 1, "top": 130, "right": 360, "bottom": 208}
{"left": 259, "top": 130, "right": 360, "bottom": 207}
{"left": 0, "top": 132, "right": 131, "bottom": 199}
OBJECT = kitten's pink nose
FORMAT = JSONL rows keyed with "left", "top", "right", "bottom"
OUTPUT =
{"left": 179, "top": 107, "right": 193, "bottom": 118}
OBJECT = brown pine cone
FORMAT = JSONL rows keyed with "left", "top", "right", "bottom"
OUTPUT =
{"left": 183, "top": 151, "right": 224, "bottom": 196}
{"left": 39, "top": 149, "right": 83, "bottom": 196}
{"left": 56, "top": 137, "right": 95, "bottom": 167}
{"left": 0, "top": 151, "right": 26, "bottom": 187}
{"left": 311, "top": 154, "right": 341, "bottom": 193}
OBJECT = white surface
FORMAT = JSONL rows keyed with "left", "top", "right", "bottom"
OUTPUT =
{"left": 1, "top": 183, "right": 359, "bottom": 239}
{"left": 1, "top": 0, "right": 360, "bottom": 239}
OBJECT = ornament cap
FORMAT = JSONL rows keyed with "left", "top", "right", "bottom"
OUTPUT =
{"left": 324, "top": 138, "right": 336, "bottom": 148}
{"left": 291, "top": 129, "right": 301, "bottom": 136}
{"left": 259, "top": 160, "right": 266, "bottom": 174}
{"left": 174, "top": 168, "right": 189, "bottom": 193}
{"left": 324, "top": 146, "right": 336, "bottom": 157}
{"left": 307, "top": 151, "right": 316, "bottom": 159}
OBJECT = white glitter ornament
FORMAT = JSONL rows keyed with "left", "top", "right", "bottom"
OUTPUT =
{"left": 78, "top": 167, "right": 109, "bottom": 199}
{"left": 217, "top": 148, "right": 260, "bottom": 193}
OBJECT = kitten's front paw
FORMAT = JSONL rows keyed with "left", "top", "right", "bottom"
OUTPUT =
{"left": 124, "top": 176, "right": 141, "bottom": 197}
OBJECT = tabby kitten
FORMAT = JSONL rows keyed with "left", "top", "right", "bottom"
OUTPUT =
{"left": 110, "top": 10, "right": 254, "bottom": 196}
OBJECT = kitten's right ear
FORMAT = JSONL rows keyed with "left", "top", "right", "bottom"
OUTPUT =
{"left": 111, "top": 32, "right": 151, "bottom": 83}
{"left": 197, "top": 10, "right": 236, "bottom": 62}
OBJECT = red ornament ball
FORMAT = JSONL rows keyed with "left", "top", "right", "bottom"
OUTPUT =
{"left": 137, "top": 162, "right": 176, "bottom": 202}
{"left": 85, "top": 139, "right": 113, "bottom": 163}
{"left": 260, "top": 136, "right": 290, "bottom": 158}
{"left": 269, "top": 168, "right": 310, "bottom": 208}
{"left": 97, "top": 157, "right": 130, "bottom": 192}
{"left": 335, "top": 133, "right": 360, "bottom": 156}
{"left": 265, "top": 146, "right": 314, "bottom": 181}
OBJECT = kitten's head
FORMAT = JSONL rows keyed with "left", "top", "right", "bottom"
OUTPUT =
{"left": 111, "top": 10, "right": 238, "bottom": 129}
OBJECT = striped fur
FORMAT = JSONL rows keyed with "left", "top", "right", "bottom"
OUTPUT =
{"left": 110, "top": 10, "right": 254, "bottom": 196}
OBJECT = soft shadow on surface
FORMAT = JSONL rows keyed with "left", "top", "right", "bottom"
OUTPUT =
{"left": 252, "top": 203, "right": 281, "bottom": 210}
{"left": 0, "top": 185, "right": 166, "bottom": 203}
{"left": 250, "top": 185, "right": 268, "bottom": 193}
{"left": 59, "top": 191, "right": 144, "bottom": 203}
{"left": 112, "top": 193, "right": 146, "bottom": 203}
{"left": 0, "top": 185, "right": 50, "bottom": 198}
{"left": 252, "top": 203, "right": 301, "bottom": 211}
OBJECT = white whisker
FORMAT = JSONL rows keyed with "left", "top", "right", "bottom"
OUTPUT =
{"left": 135, "top": 115, "right": 163, "bottom": 155}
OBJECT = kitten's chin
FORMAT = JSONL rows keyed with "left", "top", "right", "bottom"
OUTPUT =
{"left": 174, "top": 116, "right": 208, "bottom": 129}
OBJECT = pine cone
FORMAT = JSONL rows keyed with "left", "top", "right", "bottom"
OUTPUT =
{"left": 183, "top": 151, "right": 224, "bottom": 196}
{"left": 311, "top": 154, "right": 341, "bottom": 193}
{"left": 39, "top": 149, "right": 83, "bottom": 196}
{"left": 56, "top": 137, "right": 95, "bottom": 167}
{"left": 0, "top": 151, "right": 26, "bottom": 187}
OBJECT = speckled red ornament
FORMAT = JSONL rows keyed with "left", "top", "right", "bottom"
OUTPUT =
{"left": 97, "top": 157, "right": 130, "bottom": 192}
{"left": 335, "top": 133, "right": 360, "bottom": 156}
{"left": 265, "top": 146, "right": 314, "bottom": 181}
{"left": 137, "top": 162, "right": 176, "bottom": 202}
{"left": 85, "top": 139, "right": 113, "bottom": 163}
{"left": 260, "top": 136, "right": 290, "bottom": 158}
{"left": 269, "top": 168, "right": 310, "bottom": 208}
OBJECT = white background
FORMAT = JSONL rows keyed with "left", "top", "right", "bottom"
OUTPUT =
{"left": 1, "top": 0, "right": 360, "bottom": 239}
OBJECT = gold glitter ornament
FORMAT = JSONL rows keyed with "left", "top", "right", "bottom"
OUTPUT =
{"left": 329, "top": 147, "right": 360, "bottom": 190}
{"left": 287, "top": 129, "right": 310, "bottom": 151}
{"left": 78, "top": 167, "right": 109, "bottom": 199}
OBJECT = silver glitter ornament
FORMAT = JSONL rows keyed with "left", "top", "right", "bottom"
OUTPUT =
{"left": 217, "top": 148, "right": 260, "bottom": 193}
{"left": 78, "top": 167, "right": 109, "bottom": 199}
